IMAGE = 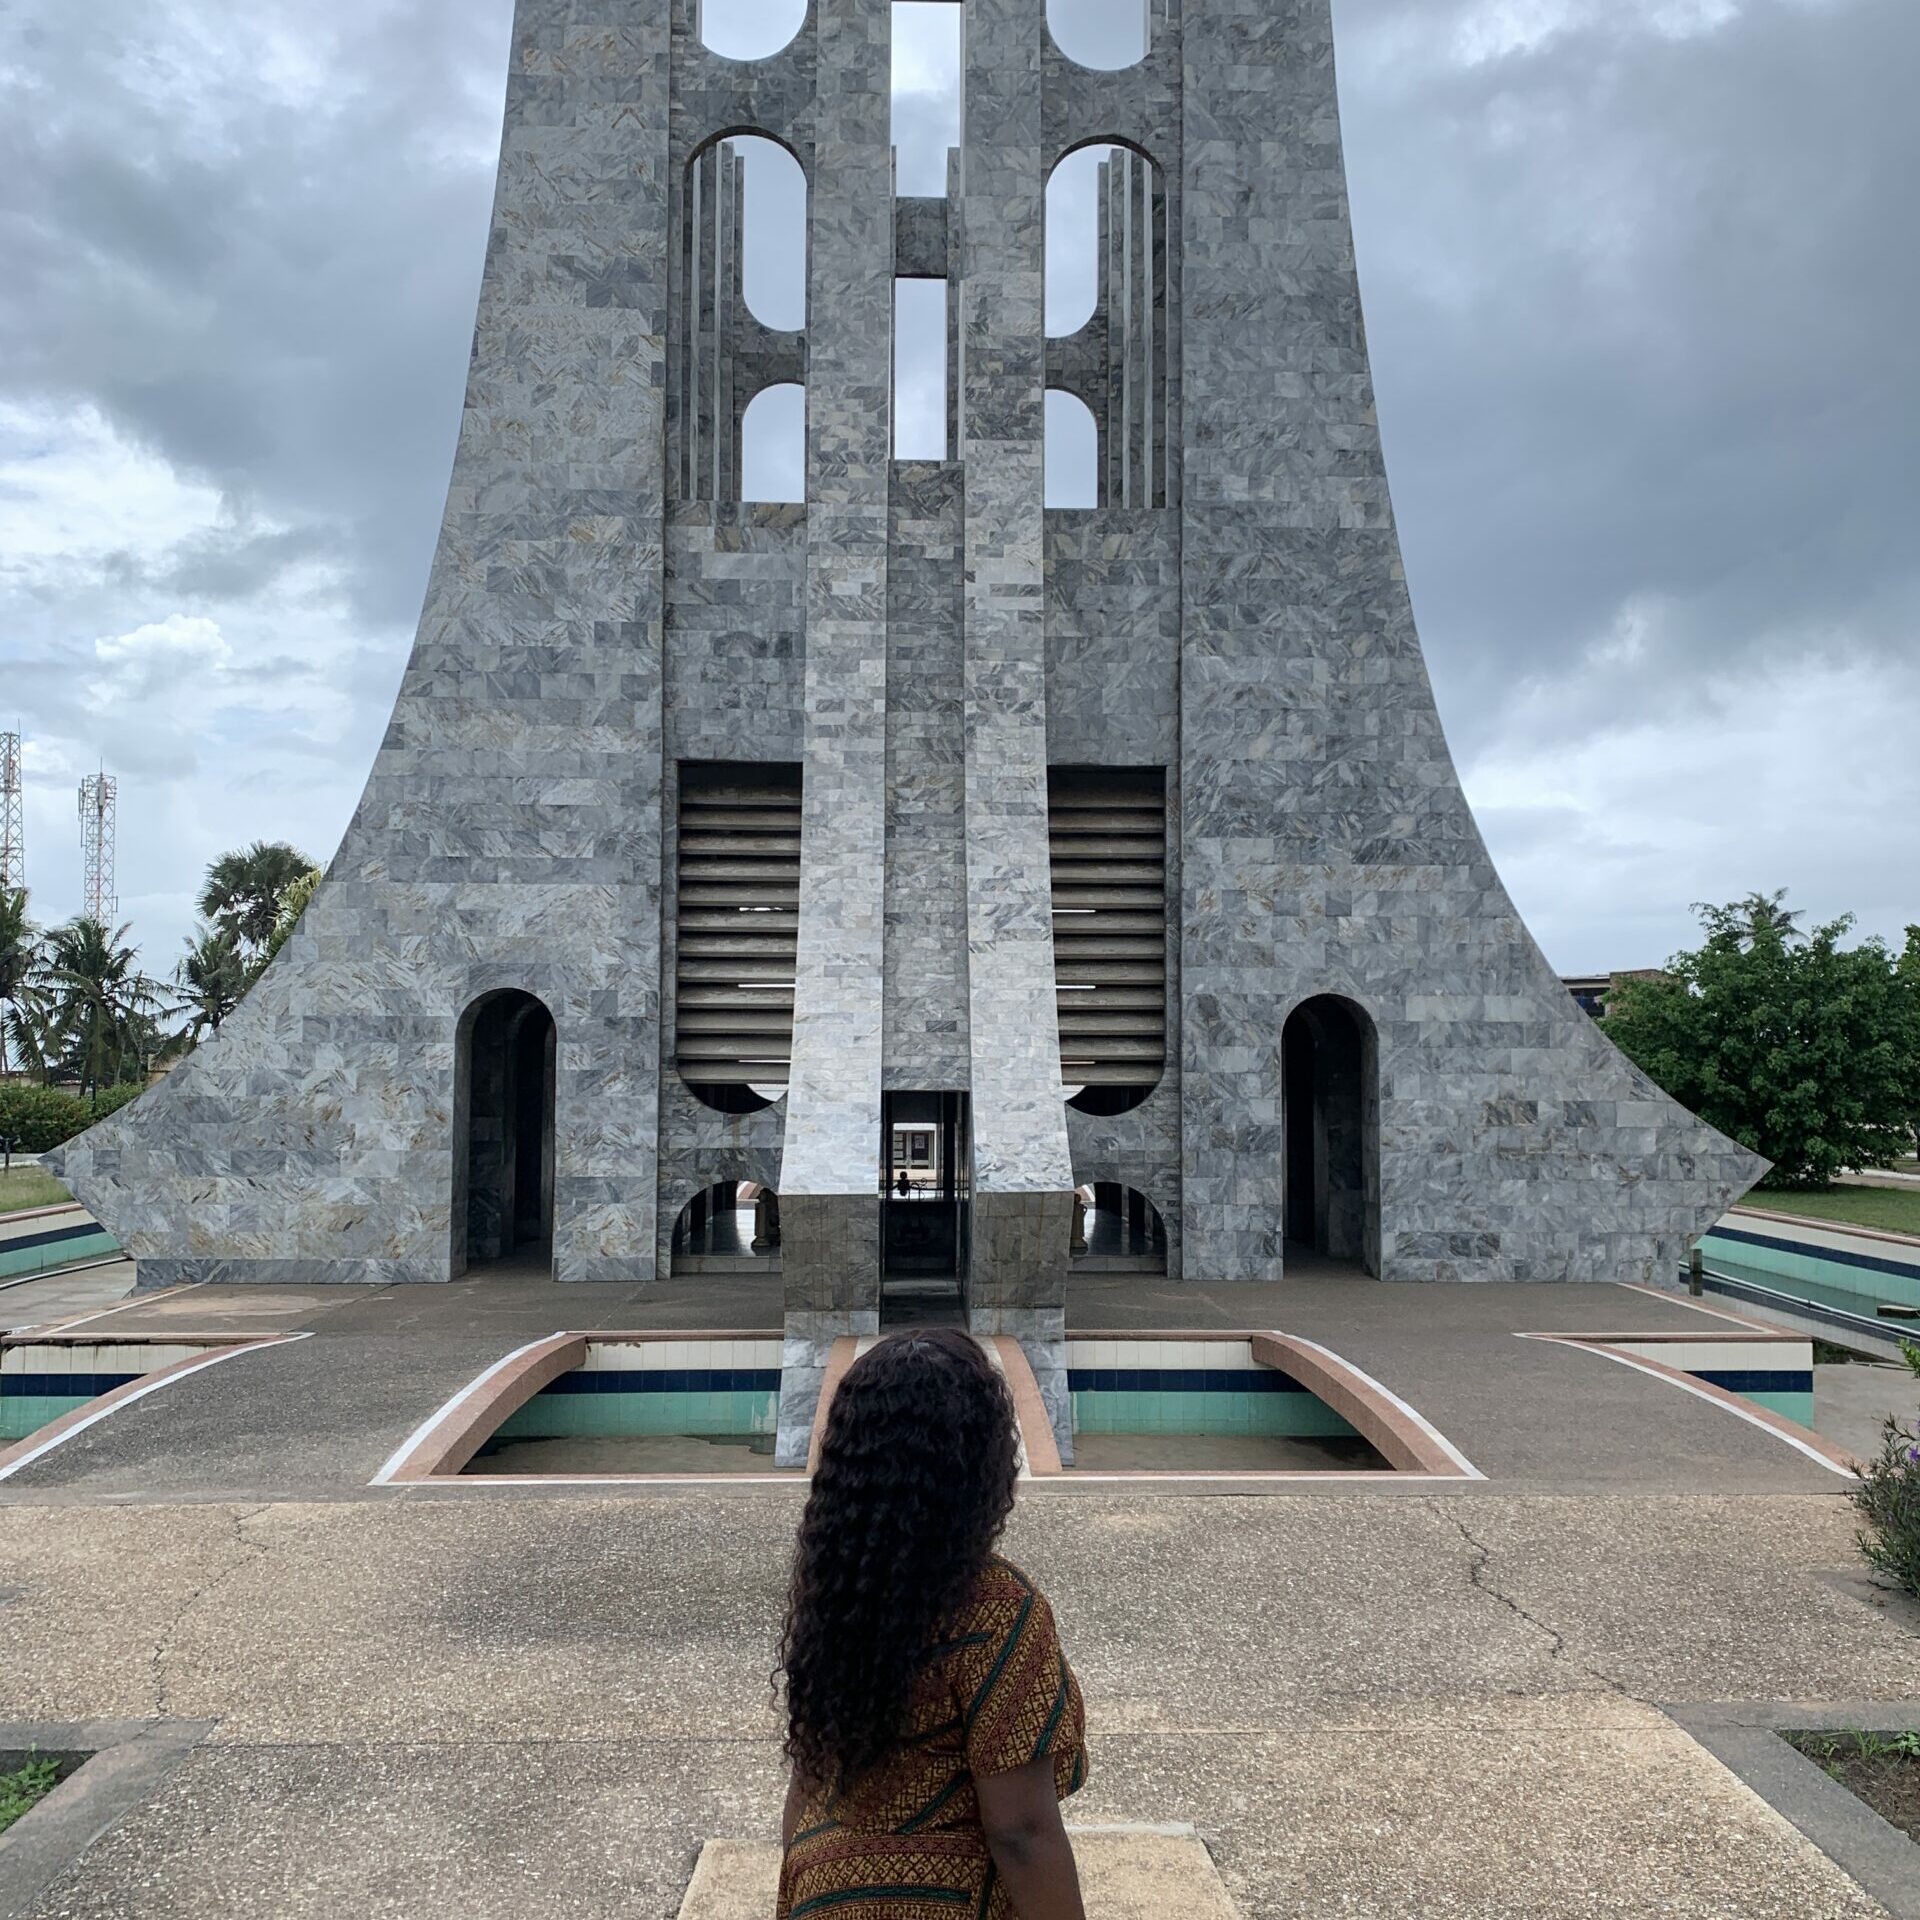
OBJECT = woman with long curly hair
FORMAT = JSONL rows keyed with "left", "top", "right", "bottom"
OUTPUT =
{"left": 775, "top": 1328, "right": 1088, "bottom": 1918}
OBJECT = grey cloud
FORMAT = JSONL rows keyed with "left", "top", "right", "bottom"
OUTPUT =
{"left": 2, "top": 0, "right": 1911, "bottom": 970}
{"left": 1333, "top": 0, "right": 1920, "bottom": 755}
{"left": 0, "top": 0, "right": 513, "bottom": 631}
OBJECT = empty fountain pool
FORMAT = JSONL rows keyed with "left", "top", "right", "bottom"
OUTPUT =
{"left": 1064, "top": 1337, "right": 1391, "bottom": 1473}
{"left": 445, "top": 1337, "right": 796, "bottom": 1479}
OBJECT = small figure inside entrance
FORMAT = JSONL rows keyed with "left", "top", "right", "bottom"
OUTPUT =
{"left": 776, "top": 1330, "right": 1089, "bottom": 1918}
{"left": 894, "top": 1168, "right": 912, "bottom": 1200}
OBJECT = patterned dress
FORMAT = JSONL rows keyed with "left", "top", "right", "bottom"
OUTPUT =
{"left": 777, "top": 1558, "right": 1088, "bottom": 1919}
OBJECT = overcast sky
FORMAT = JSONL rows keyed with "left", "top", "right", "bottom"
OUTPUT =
{"left": 1, "top": 0, "right": 1913, "bottom": 979}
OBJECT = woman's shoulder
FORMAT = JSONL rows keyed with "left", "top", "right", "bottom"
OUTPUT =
{"left": 964, "top": 1556, "right": 1052, "bottom": 1629}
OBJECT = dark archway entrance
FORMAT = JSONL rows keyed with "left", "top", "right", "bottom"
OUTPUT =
{"left": 454, "top": 990, "right": 556, "bottom": 1275}
{"left": 672, "top": 1181, "right": 781, "bottom": 1272}
{"left": 1072, "top": 1184, "right": 1169, "bottom": 1275}
{"left": 1281, "top": 996, "right": 1380, "bottom": 1277}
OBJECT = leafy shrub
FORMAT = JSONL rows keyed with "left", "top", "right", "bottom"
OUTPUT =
{"left": 0, "top": 1083, "right": 92, "bottom": 1153}
{"left": 88, "top": 1081, "right": 148, "bottom": 1121}
{"left": 1854, "top": 1341, "right": 1920, "bottom": 1599}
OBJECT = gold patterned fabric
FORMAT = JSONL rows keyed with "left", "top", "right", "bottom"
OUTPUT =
{"left": 777, "top": 1558, "right": 1088, "bottom": 1918}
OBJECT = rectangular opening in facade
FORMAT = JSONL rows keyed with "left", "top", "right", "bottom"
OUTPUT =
{"left": 674, "top": 763, "right": 803, "bottom": 1105}
{"left": 894, "top": 279, "right": 950, "bottom": 461}
{"left": 882, "top": 1091, "right": 969, "bottom": 1323}
{"left": 891, "top": 3, "right": 962, "bottom": 198}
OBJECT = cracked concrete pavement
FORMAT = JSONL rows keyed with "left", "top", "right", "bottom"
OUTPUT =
{"left": 2, "top": 1489, "right": 1916, "bottom": 1915}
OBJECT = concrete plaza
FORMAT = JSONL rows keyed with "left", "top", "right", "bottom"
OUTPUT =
{"left": 1, "top": 1261, "right": 1916, "bottom": 1915}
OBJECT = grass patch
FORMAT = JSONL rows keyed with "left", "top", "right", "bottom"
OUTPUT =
{"left": 1783, "top": 1729, "right": 1920, "bottom": 1841}
{"left": 0, "top": 1167, "right": 72, "bottom": 1217}
{"left": 1815, "top": 1339, "right": 1880, "bottom": 1366}
{"left": 0, "top": 1753, "right": 63, "bottom": 1835}
{"left": 1737, "top": 1185, "right": 1920, "bottom": 1237}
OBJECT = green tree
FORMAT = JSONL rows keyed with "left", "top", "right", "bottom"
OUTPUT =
{"left": 1899, "top": 926, "right": 1920, "bottom": 1161}
{"left": 262, "top": 866, "right": 321, "bottom": 966}
{"left": 198, "top": 842, "right": 319, "bottom": 960}
{"left": 0, "top": 888, "right": 45, "bottom": 1078}
{"left": 174, "top": 926, "right": 249, "bottom": 1043}
{"left": 1607, "top": 898, "right": 1919, "bottom": 1188}
{"left": 41, "top": 919, "right": 165, "bottom": 1099}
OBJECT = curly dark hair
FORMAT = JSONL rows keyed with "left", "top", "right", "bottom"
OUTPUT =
{"left": 777, "top": 1329, "right": 1021, "bottom": 1796}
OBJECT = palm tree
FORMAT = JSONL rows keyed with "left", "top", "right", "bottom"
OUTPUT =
{"left": 1698, "top": 890, "right": 1806, "bottom": 950}
{"left": 262, "top": 866, "right": 321, "bottom": 966}
{"left": 1736, "top": 890, "right": 1803, "bottom": 942}
{"left": 174, "top": 926, "right": 249, "bottom": 1043}
{"left": 42, "top": 918, "right": 165, "bottom": 1099}
{"left": 0, "top": 887, "right": 43, "bottom": 1077}
{"left": 198, "top": 842, "right": 319, "bottom": 959}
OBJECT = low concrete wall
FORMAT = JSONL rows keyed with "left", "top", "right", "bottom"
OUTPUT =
{"left": 0, "top": 1204, "right": 122, "bottom": 1284}
{"left": 1704, "top": 1208, "right": 1920, "bottom": 1314}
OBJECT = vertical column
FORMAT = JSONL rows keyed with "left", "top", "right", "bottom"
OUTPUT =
{"left": 945, "top": 147, "right": 964, "bottom": 463}
{"left": 958, "top": 0, "right": 1075, "bottom": 1331}
{"left": 778, "top": 0, "right": 894, "bottom": 1344}
{"left": 1100, "top": 158, "right": 1121, "bottom": 507}
{"left": 501, "top": 1, "right": 670, "bottom": 1283}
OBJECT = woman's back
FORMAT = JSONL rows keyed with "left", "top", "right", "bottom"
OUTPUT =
{"left": 776, "top": 1333, "right": 1090, "bottom": 1919}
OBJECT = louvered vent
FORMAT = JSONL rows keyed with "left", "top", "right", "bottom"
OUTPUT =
{"left": 675, "top": 763, "right": 802, "bottom": 1107}
{"left": 1049, "top": 768, "right": 1167, "bottom": 1114}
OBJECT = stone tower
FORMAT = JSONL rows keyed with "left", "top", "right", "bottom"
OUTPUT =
{"left": 53, "top": 0, "right": 1761, "bottom": 1347}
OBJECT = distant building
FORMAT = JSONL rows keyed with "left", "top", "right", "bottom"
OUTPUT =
{"left": 1563, "top": 972, "right": 1668, "bottom": 1020}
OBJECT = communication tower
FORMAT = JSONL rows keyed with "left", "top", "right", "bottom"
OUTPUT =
{"left": 0, "top": 731, "right": 22, "bottom": 891}
{"left": 78, "top": 768, "right": 117, "bottom": 924}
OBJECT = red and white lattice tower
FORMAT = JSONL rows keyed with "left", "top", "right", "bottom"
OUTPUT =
{"left": 0, "top": 732, "right": 22, "bottom": 891}
{"left": 78, "top": 768, "right": 117, "bottom": 924}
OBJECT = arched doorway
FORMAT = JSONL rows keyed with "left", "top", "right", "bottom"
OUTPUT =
{"left": 1281, "top": 996, "right": 1380, "bottom": 1277}
{"left": 672, "top": 1181, "right": 781, "bottom": 1272}
{"left": 1072, "top": 1184, "right": 1168, "bottom": 1276}
{"left": 453, "top": 990, "right": 556, "bottom": 1275}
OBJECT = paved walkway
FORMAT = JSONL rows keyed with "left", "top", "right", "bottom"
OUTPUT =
{"left": 1, "top": 1269, "right": 1911, "bottom": 1915}
{"left": 1, "top": 1489, "right": 1911, "bottom": 1916}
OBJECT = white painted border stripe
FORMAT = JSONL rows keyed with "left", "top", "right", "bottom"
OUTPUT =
{"left": 1280, "top": 1334, "right": 1487, "bottom": 1481}
{"left": 370, "top": 1333, "right": 569, "bottom": 1486}
{"left": 1038, "top": 1471, "right": 1476, "bottom": 1485}
{"left": 1519, "top": 1335, "right": 1856, "bottom": 1480}
{"left": 396, "top": 1469, "right": 1472, "bottom": 1490}
{"left": 404, "top": 1472, "right": 805, "bottom": 1488}
{"left": 0, "top": 1330, "right": 310, "bottom": 1485}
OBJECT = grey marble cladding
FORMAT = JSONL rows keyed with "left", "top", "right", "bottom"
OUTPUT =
{"left": 885, "top": 463, "right": 971, "bottom": 1090}
{"left": 777, "top": 0, "right": 893, "bottom": 1315}
{"left": 53, "top": 0, "right": 1762, "bottom": 1311}
{"left": 54, "top": 2, "right": 676, "bottom": 1288}
{"left": 957, "top": 0, "right": 1078, "bottom": 1321}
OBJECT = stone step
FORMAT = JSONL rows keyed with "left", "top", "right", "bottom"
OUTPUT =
{"left": 676, "top": 1827, "right": 1239, "bottom": 1919}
